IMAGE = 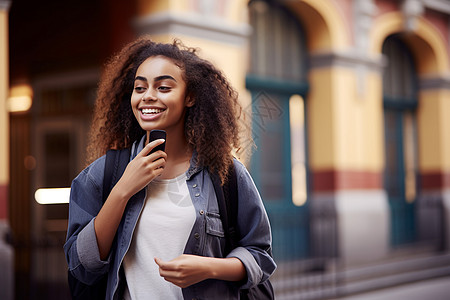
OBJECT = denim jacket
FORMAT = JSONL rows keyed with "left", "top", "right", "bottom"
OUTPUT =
{"left": 64, "top": 137, "right": 276, "bottom": 299}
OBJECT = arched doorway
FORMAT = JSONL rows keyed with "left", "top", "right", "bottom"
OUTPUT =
{"left": 246, "top": 0, "right": 309, "bottom": 260}
{"left": 382, "top": 34, "right": 419, "bottom": 246}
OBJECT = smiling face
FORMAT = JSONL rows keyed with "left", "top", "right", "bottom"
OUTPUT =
{"left": 131, "top": 55, "right": 192, "bottom": 136}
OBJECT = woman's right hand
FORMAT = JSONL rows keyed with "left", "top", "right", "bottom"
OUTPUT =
{"left": 113, "top": 139, "right": 167, "bottom": 201}
{"left": 94, "top": 139, "right": 167, "bottom": 260}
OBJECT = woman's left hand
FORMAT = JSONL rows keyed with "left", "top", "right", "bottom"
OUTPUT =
{"left": 154, "top": 255, "right": 211, "bottom": 288}
{"left": 154, "top": 254, "right": 246, "bottom": 288}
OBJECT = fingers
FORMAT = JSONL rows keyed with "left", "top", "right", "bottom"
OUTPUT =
{"left": 154, "top": 257, "right": 175, "bottom": 283}
{"left": 153, "top": 156, "right": 166, "bottom": 169}
{"left": 154, "top": 256, "right": 208, "bottom": 288}
{"left": 154, "top": 257, "right": 187, "bottom": 288}
{"left": 154, "top": 257, "right": 175, "bottom": 271}
{"left": 117, "top": 142, "right": 166, "bottom": 194}
{"left": 154, "top": 257, "right": 165, "bottom": 269}
{"left": 136, "top": 139, "right": 167, "bottom": 170}
{"left": 138, "top": 139, "right": 166, "bottom": 157}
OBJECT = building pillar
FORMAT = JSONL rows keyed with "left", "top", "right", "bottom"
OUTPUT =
{"left": 417, "top": 77, "right": 450, "bottom": 250}
{"left": 0, "top": 1, "right": 13, "bottom": 299}
{"left": 308, "top": 51, "right": 389, "bottom": 266}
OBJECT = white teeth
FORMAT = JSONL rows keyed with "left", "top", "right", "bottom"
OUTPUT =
{"left": 142, "top": 108, "right": 163, "bottom": 114}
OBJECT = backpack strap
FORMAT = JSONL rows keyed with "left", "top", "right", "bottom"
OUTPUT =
{"left": 212, "top": 162, "right": 275, "bottom": 300}
{"left": 103, "top": 150, "right": 117, "bottom": 203}
{"left": 211, "top": 162, "right": 239, "bottom": 255}
{"left": 103, "top": 148, "right": 131, "bottom": 203}
{"left": 223, "top": 163, "right": 239, "bottom": 250}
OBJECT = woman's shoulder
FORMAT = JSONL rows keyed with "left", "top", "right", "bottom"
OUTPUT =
{"left": 232, "top": 158, "right": 253, "bottom": 183}
{"left": 232, "top": 157, "right": 246, "bottom": 173}
{"left": 73, "top": 154, "right": 106, "bottom": 184}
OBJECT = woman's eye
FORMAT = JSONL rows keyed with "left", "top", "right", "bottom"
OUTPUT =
{"left": 134, "top": 86, "right": 146, "bottom": 92}
{"left": 158, "top": 86, "right": 171, "bottom": 91}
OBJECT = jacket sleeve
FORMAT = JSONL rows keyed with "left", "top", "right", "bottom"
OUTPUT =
{"left": 63, "top": 156, "right": 111, "bottom": 285}
{"left": 226, "top": 159, "right": 277, "bottom": 289}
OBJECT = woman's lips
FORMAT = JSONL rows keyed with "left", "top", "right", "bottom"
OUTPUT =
{"left": 139, "top": 108, "right": 165, "bottom": 121}
{"left": 142, "top": 108, "right": 164, "bottom": 114}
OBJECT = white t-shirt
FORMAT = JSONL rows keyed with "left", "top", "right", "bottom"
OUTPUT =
{"left": 123, "top": 173, "right": 195, "bottom": 300}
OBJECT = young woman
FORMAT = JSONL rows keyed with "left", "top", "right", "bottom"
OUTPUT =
{"left": 64, "top": 37, "right": 276, "bottom": 299}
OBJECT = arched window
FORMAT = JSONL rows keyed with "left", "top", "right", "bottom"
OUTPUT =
{"left": 248, "top": 0, "right": 308, "bottom": 82}
{"left": 382, "top": 34, "right": 418, "bottom": 246}
{"left": 247, "top": 0, "right": 309, "bottom": 260}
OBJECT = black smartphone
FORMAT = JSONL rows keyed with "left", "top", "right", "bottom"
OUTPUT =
{"left": 148, "top": 129, "right": 166, "bottom": 154}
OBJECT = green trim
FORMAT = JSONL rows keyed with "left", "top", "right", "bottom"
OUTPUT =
{"left": 246, "top": 74, "right": 309, "bottom": 96}
{"left": 383, "top": 96, "right": 418, "bottom": 110}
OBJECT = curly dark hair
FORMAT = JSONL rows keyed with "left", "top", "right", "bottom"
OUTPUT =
{"left": 87, "top": 36, "right": 244, "bottom": 183}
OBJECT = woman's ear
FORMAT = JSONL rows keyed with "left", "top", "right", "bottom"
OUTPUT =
{"left": 185, "top": 95, "right": 195, "bottom": 107}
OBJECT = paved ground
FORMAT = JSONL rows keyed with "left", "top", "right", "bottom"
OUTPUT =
{"left": 335, "top": 276, "right": 450, "bottom": 300}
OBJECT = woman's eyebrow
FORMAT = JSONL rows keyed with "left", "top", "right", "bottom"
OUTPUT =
{"left": 135, "top": 76, "right": 147, "bottom": 82}
{"left": 135, "top": 75, "right": 177, "bottom": 83}
{"left": 154, "top": 75, "right": 177, "bottom": 82}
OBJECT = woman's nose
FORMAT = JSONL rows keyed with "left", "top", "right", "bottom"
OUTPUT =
{"left": 141, "top": 90, "right": 157, "bottom": 101}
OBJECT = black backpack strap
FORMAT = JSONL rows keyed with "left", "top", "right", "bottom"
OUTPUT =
{"left": 212, "top": 161, "right": 275, "bottom": 300}
{"left": 210, "top": 171, "right": 230, "bottom": 253}
{"left": 103, "top": 148, "right": 131, "bottom": 203}
{"left": 211, "top": 161, "right": 239, "bottom": 255}
{"left": 103, "top": 150, "right": 117, "bottom": 203}
{"left": 223, "top": 163, "right": 239, "bottom": 250}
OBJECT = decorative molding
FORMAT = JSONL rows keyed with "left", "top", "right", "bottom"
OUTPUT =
{"left": 0, "top": 0, "right": 11, "bottom": 11}
{"left": 402, "top": 0, "right": 424, "bottom": 31}
{"left": 353, "top": 0, "right": 377, "bottom": 53}
{"left": 419, "top": 76, "right": 450, "bottom": 90}
{"left": 351, "top": 0, "right": 379, "bottom": 97}
{"left": 309, "top": 51, "right": 386, "bottom": 72}
{"left": 310, "top": 50, "right": 386, "bottom": 96}
{"left": 194, "top": 0, "right": 231, "bottom": 19}
{"left": 133, "top": 12, "right": 251, "bottom": 45}
{"left": 423, "top": 0, "right": 450, "bottom": 14}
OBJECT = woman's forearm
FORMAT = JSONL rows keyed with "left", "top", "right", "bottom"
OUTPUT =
{"left": 207, "top": 257, "right": 247, "bottom": 282}
{"left": 94, "top": 185, "right": 129, "bottom": 260}
{"left": 155, "top": 254, "right": 247, "bottom": 288}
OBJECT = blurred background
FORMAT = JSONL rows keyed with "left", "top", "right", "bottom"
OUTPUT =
{"left": 1, "top": 0, "right": 450, "bottom": 299}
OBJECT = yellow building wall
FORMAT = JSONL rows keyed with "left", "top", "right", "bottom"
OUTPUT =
{"left": 308, "top": 67, "right": 384, "bottom": 172}
{"left": 148, "top": 34, "right": 248, "bottom": 98}
{"left": 308, "top": 68, "right": 334, "bottom": 169}
{"left": 418, "top": 89, "right": 450, "bottom": 172}
{"left": 287, "top": 0, "right": 350, "bottom": 52}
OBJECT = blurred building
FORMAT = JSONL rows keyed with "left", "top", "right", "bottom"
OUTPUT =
{"left": 2, "top": 0, "right": 450, "bottom": 299}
